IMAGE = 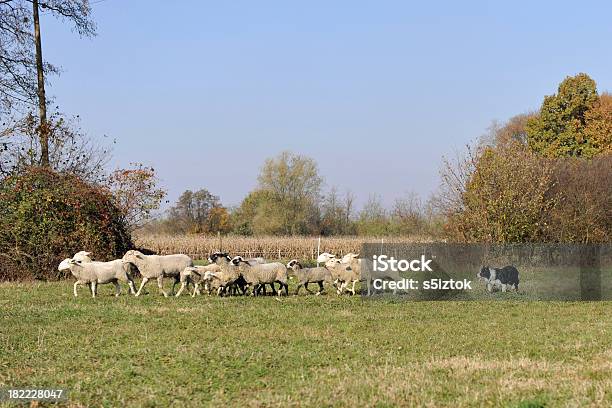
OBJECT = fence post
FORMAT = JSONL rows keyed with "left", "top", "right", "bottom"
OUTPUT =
{"left": 317, "top": 236, "right": 321, "bottom": 266}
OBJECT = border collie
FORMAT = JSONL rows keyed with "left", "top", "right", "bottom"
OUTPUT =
{"left": 477, "top": 266, "right": 519, "bottom": 292}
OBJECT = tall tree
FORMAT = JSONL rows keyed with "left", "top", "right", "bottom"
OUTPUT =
{"left": 320, "top": 187, "right": 356, "bottom": 235}
{"left": 526, "top": 73, "right": 599, "bottom": 157}
{"left": 257, "top": 151, "right": 322, "bottom": 235}
{"left": 0, "top": 0, "right": 95, "bottom": 165}
{"left": 584, "top": 92, "right": 612, "bottom": 156}
{"left": 168, "top": 189, "right": 222, "bottom": 234}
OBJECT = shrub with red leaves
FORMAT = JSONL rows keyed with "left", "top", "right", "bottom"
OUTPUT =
{"left": 0, "top": 167, "right": 133, "bottom": 280}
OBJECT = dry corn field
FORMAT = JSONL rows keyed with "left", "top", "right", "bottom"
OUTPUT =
{"left": 133, "top": 234, "right": 437, "bottom": 260}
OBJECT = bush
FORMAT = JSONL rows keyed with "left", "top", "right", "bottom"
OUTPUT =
{"left": 546, "top": 155, "right": 612, "bottom": 243}
{"left": 0, "top": 167, "right": 133, "bottom": 280}
{"left": 441, "top": 142, "right": 611, "bottom": 243}
{"left": 441, "top": 143, "right": 557, "bottom": 243}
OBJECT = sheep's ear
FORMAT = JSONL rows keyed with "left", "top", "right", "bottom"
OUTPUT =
{"left": 136, "top": 253, "right": 144, "bottom": 259}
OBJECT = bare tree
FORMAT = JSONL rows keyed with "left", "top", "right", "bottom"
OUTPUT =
{"left": 107, "top": 163, "right": 166, "bottom": 231}
{"left": 392, "top": 192, "right": 425, "bottom": 234}
{"left": 0, "top": 110, "right": 110, "bottom": 181}
{"left": 0, "top": 0, "right": 95, "bottom": 165}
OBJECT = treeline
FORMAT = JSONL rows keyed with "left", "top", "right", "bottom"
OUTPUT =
{"left": 139, "top": 151, "right": 444, "bottom": 238}
{"left": 1, "top": 71, "right": 610, "bottom": 282}
{"left": 142, "top": 73, "right": 611, "bottom": 243}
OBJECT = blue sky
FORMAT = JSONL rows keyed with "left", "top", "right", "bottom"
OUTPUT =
{"left": 41, "top": 0, "right": 612, "bottom": 210}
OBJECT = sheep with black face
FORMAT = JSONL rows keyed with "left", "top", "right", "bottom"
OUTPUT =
{"left": 232, "top": 257, "right": 289, "bottom": 296}
{"left": 207, "top": 252, "right": 243, "bottom": 296}
{"left": 286, "top": 259, "right": 333, "bottom": 295}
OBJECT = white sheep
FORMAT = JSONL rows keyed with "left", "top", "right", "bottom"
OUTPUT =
{"left": 317, "top": 252, "right": 362, "bottom": 295}
{"left": 338, "top": 253, "right": 362, "bottom": 295}
{"left": 122, "top": 250, "right": 193, "bottom": 297}
{"left": 73, "top": 251, "right": 93, "bottom": 262}
{"left": 286, "top": 259, "right": 333, "bottom": 295}
{"left": 175, "top": 264, "right": 221, "bottom": 297}
{"left": 207, "top": 252, "right": 243, "bottom": 296}
{"left": 58, "top": 258, "right": 137, "bottom": 298}
{"left": 316, "top": 252, "right": 337, "bottom": 264}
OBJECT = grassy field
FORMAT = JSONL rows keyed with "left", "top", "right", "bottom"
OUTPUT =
{"left": 0, "top": 281, "right": 610, "bottom": 407}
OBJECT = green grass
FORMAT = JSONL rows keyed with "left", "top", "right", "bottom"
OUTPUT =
{"left": 0, "top": 280, "right": 610, "bottom": 407}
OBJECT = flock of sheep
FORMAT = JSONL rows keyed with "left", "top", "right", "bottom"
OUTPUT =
{"left": 58, "top": 250, "right": 362, "bottom": 298}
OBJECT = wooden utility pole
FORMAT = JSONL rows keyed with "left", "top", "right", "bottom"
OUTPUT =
{"left": 33, "top": 0, "right": 49, "bottom": 167}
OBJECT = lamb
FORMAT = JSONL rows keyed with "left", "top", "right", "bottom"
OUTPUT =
{"left": 324, "top": 258, "right": 359, "bottom": 295}
{"left": 232, "top": 257, "right": 289, "bottom": 296}
{"left": 122, "top": 250, "right": 193, "bottom": 297}
{"left": 317, "top": 252, "right": 362, "bottom": 295}
{"left": 322, "top": 252, "right": 397, "bottom": 296}
{"left": 338, "top": 253, "right": 362, "bottom": 295}
{"left": 175, "top": 263, "right": 221, "bottom": 297}
{"left": 58, "top": 258, "right": 136, "bottom": 298}
{"left": 286, "top": 259, "right": 333, "bottom": 295}
{"left": 207, "top": 252, "right": 243, "bottom": 296}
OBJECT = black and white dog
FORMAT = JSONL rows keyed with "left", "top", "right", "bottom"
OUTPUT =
{"left": 477, "top": 266, "right": 519, "bottom": 292}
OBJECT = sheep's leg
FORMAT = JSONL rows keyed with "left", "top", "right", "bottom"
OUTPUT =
{"left": 304, "top": 283, "right": 315, "bottom": 294}
{"left": 349, "top": 280, "right": 357, "bottom": 295}
{"left": 175, "top": 282, "right": 187, "bottom": 297}
{"left": 135, "top": 277, "right": 149, "bottom": 297}
{"left": 157, "top": 276, "right": 169, "bottom": 297}
{"left": 127, "top": 279, "right": 136, "bottom": 295}
{"left": 171, "top": 276, "right": 180, "bottom": 295}
{"left": 269, "top": 283, "right": 278, "bottom": 296}
{"left": 192, "top": 283, "right": 200, "bottom": 297}
{"left": 333, "top": 279, "right": 342, "bottom": 294}
{"left": 316, "top": 281, "right": 324, "bottom": 295}
{"left": 113, "top": 281, "right": 121, "bottom": 297}
{"left": 90, "top": 281, "right": 97, "bottom": 298}
{"left": 295, "top": 283, "right": 302, "bottom": 295}
{"left": 73, "top": 280, "right": 82, "bottom": 297}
